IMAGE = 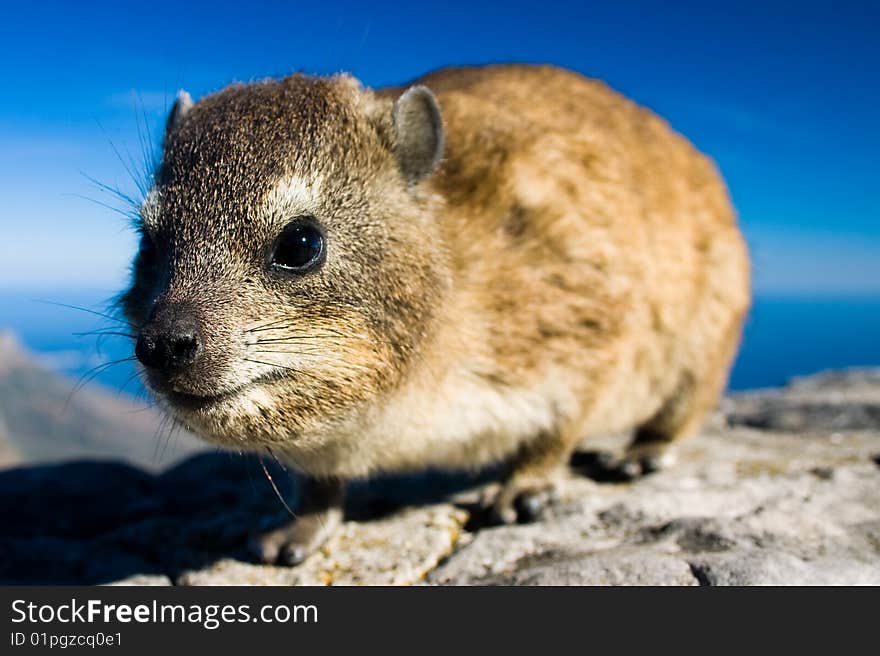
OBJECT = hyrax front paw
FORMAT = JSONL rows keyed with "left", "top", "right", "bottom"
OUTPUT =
{"left": 248, "top": 507, "right": 342, "bottom": 566}
{"left": 484, "top": 478, "right": 560, "bottom": 525}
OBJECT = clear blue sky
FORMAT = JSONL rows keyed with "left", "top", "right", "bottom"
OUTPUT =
{"left": 0, "top": 0, "right": 877, "bottom": 294}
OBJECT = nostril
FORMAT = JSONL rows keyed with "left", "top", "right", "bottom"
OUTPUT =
{"left": 135, "top": 304, "right": 204, "bottom": 374}
{"left": 135, "top": 333, "right": 159, "bottom": 369}
{"left": 135, "top": 330, "right": 201, "bottom": 372}
{"left": 170, "top": 333, "right": 200, "bottom": 364}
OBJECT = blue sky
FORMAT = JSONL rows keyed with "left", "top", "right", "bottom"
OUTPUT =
{"left": 0, "top": 0, "right": 877, "bottom": 294}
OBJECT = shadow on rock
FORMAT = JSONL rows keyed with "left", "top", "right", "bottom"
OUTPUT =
{"left": 0, "top": 452, "right": 491, "bottom": 584}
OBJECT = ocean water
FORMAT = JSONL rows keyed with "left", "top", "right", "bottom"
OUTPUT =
{"left": 0, "top": 289, "right": 878, "bottom": 396}
{"left": 0, "top": 289, "right": 143, "bottom": 396}
{"left": 729, "top": 295, "right": 880, "bottom": 389}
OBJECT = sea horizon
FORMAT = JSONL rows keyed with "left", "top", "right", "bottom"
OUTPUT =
{"left": 1, "top": 287, "right": 879, "bottom": 397}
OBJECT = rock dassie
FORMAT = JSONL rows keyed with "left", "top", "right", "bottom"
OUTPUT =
{"left": 122, "top": 64, "right": 750, "bottom": 564}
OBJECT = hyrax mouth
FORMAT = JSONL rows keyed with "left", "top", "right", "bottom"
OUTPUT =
{"left": 152, "top": 376, "right": 265, "bottom": 414}
{"left": 162, "top": 387, "right": 240, "bottom": 411}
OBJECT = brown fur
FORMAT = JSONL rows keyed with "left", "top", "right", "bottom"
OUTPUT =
{"left": 123, "top": 64, "right": 749, "bottom": 533}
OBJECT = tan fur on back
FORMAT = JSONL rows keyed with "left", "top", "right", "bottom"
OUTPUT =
{"left": 312, "top": 65, "right": 750, "bottom": 475}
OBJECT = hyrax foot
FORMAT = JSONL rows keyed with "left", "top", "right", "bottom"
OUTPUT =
{"left": 595, "top": 441, "right": 678, "bottom": 481}
{"left": 485, "top": 477, "right": 561, "bottom": 525}
{"left": 248, "top": 476, "right": 344, "bottom": 566}
{"left": 248, "top": 507, "right": 343, "bottom": 566}
{"left": 482, "top": 432, "right": 572, "bottom": 525}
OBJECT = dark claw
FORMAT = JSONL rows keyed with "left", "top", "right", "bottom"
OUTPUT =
{"left": 618, "top": 459, "right": 642, "bottom": 480}
{"left": 279, "top": 544, "right": 309, "bottom": 567}
{"left": 595, "top": 451, "right": 618, "bottom": 469}
{"left": 248, "top": 506, "right": 342, "bottom": 566}
{"left": 639, "top": 454, "right": 664, "bottom": 474}
{"left": 572, "top": 450, "right": 664, "bottom": 483}
{"left": 514, "top": 491, "right": 546, "bottom": 523}
{"left": 486, "top": 486, "right": 560, "bottom": 526}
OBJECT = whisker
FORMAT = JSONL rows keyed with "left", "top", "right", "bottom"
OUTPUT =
{"left": 152, "top": 412, "right": 172, "bottom": 464}
{"left": 244, "top": 318, "right": 292, "bottom": 334}
{"left": 252, "top": 334, "right": 348, "bottom": 345}
{"left": 250, "top": 335, "right": 401, "bottom": 348}
{"left": 94, "top": 119, "right": 151, "bottom": 200}
{"left": 157, "top": 415, "right": 182, "bottom": 465}
{"left": 242, "top": 358, "right": 326, "bottom": 385}
{"left": 64, "top": 356, "right": 138, "bottom": 409}
{"left": 34, "top": 300, "right": 137, "bottom": 329}
{"left": 80, "top": 170, "right": 142, "bottom": 214}
{"left": 63, "top": 191, "right": 140, "bottom": 221}
{"left": 265, "top": 447, "right": 332, "bottom": 536}
{"left": 74, "top": 329, "right": 137, "bottom": 339}
{"left": 120, "top": 402, "right": 160, "bottom": 415}
{"left": 117, "top": 370, "right": 143, "bottom": 397}
{"left": 243, "top": 357, "right": 299, "bottom": 370}
{"left": 248, "top": 348, "right": 376, "bottom": 372}
{"left": 249, "top": 347, "right": 326, "bottom": 354}
{"left": 134, "top": 90, "right": 159, "bottom": 188}
{"left": 260, "top": 453, "right": 298, "bottom": 519}
{"left": 247, "top": 324, "right": 349, "bottom": 339}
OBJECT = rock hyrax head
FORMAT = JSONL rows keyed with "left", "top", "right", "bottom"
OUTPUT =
{"left": 121, "top": 74, "right": 448, "bottom": 449}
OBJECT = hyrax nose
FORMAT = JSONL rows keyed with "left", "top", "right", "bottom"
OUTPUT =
{"left": 135, "top": 313, "right": 203, "bottom": 374}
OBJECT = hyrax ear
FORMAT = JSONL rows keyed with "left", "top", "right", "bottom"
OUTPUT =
{"left": 163, "top": 90, "right": 193, "bottom": 149}
{"left": 392, "top": 86, "right": 444, "bottom": 183}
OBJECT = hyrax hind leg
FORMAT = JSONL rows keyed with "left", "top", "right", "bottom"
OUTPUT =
{"left": 487, "top": 427, "right": 580, "bottom": 525}
{"left": 606, "top": 321, "right": 742, "bottom": 480}
{"left": 248, "top": 476, "right": 344, "bottom": 566}
{"left": 611, "top": 371, "right": 719, "bottom": 479}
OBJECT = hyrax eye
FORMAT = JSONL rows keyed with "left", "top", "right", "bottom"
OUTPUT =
{"left": 269, "top": 217, "right": 326, "bottom": 274}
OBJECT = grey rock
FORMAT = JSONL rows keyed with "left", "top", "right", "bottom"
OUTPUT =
{"left": 179, "top": 506, "right": 467, "bottom": 586}
{"left": 726, "top": 367, "right": 880, "bottom": 431}
{"left": 689, "top": 550, "right": 880, "bottom": 586}
{"left": 474, "top": 549, "right": 699, "bottom": 586}
{"left": 0, "top": 368, "right": 879, "bottom": 585}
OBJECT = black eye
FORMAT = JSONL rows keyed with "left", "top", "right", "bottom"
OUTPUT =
{"left": 269, "top": 218, "right": 325, "bottom": 273}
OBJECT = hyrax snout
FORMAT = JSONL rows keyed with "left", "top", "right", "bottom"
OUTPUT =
{"left": 123, "top": 64, "right": 749, "bottom": 564}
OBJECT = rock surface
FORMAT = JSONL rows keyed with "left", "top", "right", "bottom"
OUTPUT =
{"left": 0, "top": 330, "right": 201, "bottom": 470}
{"left": 1, "top": 369, "right": 878, "bottom": 586}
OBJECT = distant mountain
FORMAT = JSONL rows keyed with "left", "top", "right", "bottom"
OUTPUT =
{"left": 0, "top": 331, "right": 202, "bottom": 470}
